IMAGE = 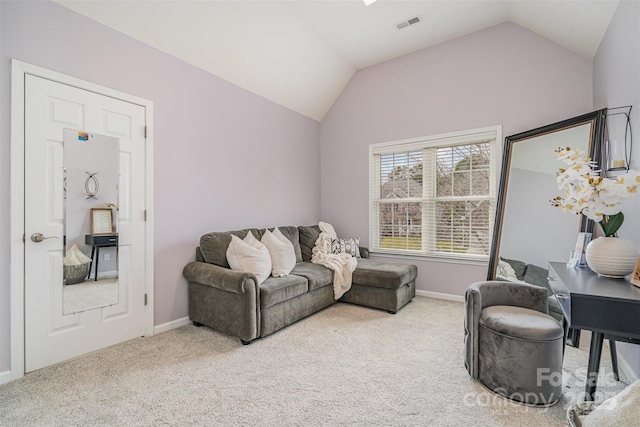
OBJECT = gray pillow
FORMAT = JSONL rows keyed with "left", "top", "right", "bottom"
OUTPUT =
{"left": 523, "top": 264, "right": 550, "bottom": 291}
{"left": 298, "top": 225, "right": 320, "bottom": 262}
{"left": 500, "top": 257, "right": 527, "bottom": 281}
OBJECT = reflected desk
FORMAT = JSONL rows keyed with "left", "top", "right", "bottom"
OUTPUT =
{"left": 85, "top": 233, "right": 118, "bottom": 281}
{"left": 547, "top": 262, "right": 640, "bottom": 401}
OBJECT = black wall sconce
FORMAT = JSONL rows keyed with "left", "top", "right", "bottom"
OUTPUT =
{"left": 85, "top": 171, "right": 99, "bottom": 199}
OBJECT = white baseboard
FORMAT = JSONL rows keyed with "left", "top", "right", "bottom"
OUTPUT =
{"left": 0, "top": 369, "right": 15, "bottom": 385}
{"left": 416, "top": 290, "right": 464, "bottom": 302}
{"left": 96, "top": 271, "right": 118, "bottom": 280}
{"left": 153, "top": 316, "right": 191, "bottom": 335}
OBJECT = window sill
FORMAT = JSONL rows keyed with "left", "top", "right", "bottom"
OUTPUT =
{"left": 368, "top": 250, "right": 489, "bottom": 266}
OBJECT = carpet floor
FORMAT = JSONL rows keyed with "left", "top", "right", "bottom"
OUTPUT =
{"left": 0, "top": 297, "right": 630, "bottom": 426}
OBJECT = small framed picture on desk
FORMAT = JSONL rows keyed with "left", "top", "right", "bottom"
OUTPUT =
{"left": 91, "top": 208, "right": 113, "bottom": 234}
{"left": 631, "top": 256, "right": 640, "bottom": 288}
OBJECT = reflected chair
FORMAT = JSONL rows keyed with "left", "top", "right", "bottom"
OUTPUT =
{"left": 464, "top": 281, "right": 564, "bottom": 406}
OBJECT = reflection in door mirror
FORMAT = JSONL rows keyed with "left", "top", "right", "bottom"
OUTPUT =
{"left": 62, "top": 129, "right": 119, "bottom": 314}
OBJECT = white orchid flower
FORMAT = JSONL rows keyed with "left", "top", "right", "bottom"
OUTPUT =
{"left": 550, "top": 146, "right": 639, "bottom": 235}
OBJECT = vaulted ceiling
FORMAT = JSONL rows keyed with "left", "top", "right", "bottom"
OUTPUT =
{"left": 54, "top": 0, "right": 620, "bottom": 121}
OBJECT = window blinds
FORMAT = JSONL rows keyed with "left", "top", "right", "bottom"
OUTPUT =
{"left": 370, "top": 128, "right": 498, "bottom": 259}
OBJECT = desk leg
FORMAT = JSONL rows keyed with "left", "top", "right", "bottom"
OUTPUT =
{"left": 610, "top": 340, "right": 619, "bottom": 381}
{"left": 89, "top": 245, "right": 96, "bottom": 279}
{"left": 585, "top": 332, "right": 604, "bottom": 401}
{"left": 95, "top": 247, "right": 100, "bottom": 281}
{"left": 568, "top": 328, "right": 581, "bottom": 348}
{"left": 562, "top": 318, "right": 569, "bottom": 360}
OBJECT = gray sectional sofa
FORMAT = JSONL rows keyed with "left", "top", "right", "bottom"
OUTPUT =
{"left": 183, "top": 225, "right": 418, "bottom": 344}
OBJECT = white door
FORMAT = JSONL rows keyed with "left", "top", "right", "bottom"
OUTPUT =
{"left": 24, "top": 74, "right": 148, "bottom": 372}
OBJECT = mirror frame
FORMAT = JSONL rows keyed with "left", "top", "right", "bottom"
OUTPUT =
{"left": 487, "top": 109, "right": 607, "bottom": 280}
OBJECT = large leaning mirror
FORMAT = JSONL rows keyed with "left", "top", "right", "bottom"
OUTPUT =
{"left": 62, "top": 129, "right": 119, "bottom": 314}
{"left": 487, "top": 109, "right": 607, "bottom": 280}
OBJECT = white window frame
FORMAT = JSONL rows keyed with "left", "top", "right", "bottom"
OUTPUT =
{"left": 369, "top": 125, "right": 502, "bottom": 263}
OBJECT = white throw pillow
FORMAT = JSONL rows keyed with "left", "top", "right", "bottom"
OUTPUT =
{"left": 497, "top": 260, "right": 519, "bottom": 281}
{"left": 261, "top": 228, "right": 296, "bottom": 277}
{"left": 226, "top": 233, "right": 272, "bottom": 285}
{"left": 243, "top": 230, "right": 261, "bottom": 248}
{"left": 330, "top": 237, "right": 361, "bottom": 257}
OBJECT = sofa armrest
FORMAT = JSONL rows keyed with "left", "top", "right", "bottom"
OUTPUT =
{"left": 183, "top": 261, "right": 257, "bottom": 295}
{"left": 184, "top": 261, "right": 260, "bottom": 342}
{"left": 359, "top": 246, "right": 369, "bottom": 259}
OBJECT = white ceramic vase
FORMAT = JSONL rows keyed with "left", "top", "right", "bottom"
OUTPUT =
{"left": 584, "top": 236, "right": 638, "bottom": 278}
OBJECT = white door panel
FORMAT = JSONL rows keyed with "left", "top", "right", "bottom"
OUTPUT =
{"left": 25, "top": 74, "right": 147, "bottom": 372}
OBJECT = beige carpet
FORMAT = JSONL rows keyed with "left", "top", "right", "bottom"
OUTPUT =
{"left": 0, "top": 297, "right": 630, "bottom": 426}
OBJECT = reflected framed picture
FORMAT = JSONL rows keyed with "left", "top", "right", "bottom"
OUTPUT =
{"left": 91, "top": 208, "right": 113, "bottom": 234}
{"left": 568, "top": 232, "right": 591, "bottom": 268}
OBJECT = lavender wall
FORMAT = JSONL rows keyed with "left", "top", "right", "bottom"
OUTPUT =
{"left": 0, "top": 1, "right": 320, "bottom": 372}
{"left": 593, "top": 0, "right": 640, "bottom": 379}
{"left": 320, "top": 22, "right": 594, "bottom": 297}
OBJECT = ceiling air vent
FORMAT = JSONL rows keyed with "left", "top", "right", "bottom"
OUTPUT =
{"left": 396, "top": 16, "right": 422, "bottom": 30}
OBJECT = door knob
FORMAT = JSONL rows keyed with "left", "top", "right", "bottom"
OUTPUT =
{"left": 31, "top": 233, "right": 58, "bottom": 243}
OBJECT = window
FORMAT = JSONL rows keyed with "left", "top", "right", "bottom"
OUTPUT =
{"left": 370, "top": 126, "right": 500, "bottom": 261}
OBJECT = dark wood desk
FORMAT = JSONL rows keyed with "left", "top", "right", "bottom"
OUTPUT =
{"left": 85, "top": 234, "right": 118, "bottom": 281}
{"left": 548, "top": 262, "right": 640, "bottom": 401}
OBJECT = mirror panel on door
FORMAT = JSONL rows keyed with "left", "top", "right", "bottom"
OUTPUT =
{"left": 62, "top": 129, "right": 119, "bottom": 314}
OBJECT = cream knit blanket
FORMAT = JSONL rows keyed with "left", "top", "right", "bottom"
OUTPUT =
{"left": 311, "top": 222, "right": 357, "bottom": 299}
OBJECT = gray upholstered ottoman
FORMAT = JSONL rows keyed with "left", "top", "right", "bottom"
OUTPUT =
{"left": 478, "top": 305, "right": 564, "bottom": 406}
{"left": 340, "top": 259, "right": 417, "bottom": 313}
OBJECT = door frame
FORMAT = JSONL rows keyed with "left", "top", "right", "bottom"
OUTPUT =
{"left": 9, "top": 59, "right": 154, "bottom": 382}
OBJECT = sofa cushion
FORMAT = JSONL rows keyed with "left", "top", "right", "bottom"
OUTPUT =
{"left": 226, "top": 233, "right": 271, "bottom": 285}
{"left": 200, "top": 229, "right": 262, "bottom": 268}
{"left": 267, "top": 226, "right": 302, "bottom": 262}
{"left": 298, "top": 225, "right": 321, "bottom": 262}
{"left": 352, "top": 259, "right": 418, "bottom": 290}
{"left": 260, "top": 274, "right": 308, "bottom": 309}
{"left": 261, "top": 228, "right": 296, "bottom": 277}
{"left": 479, "top": 305, "right": 563, "bottom": 341}
{"left": 291, "top": 262, "right": 333, "bottom": 292}
{"left": 547, "top": 296, "right": 563, "bottom": 322}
